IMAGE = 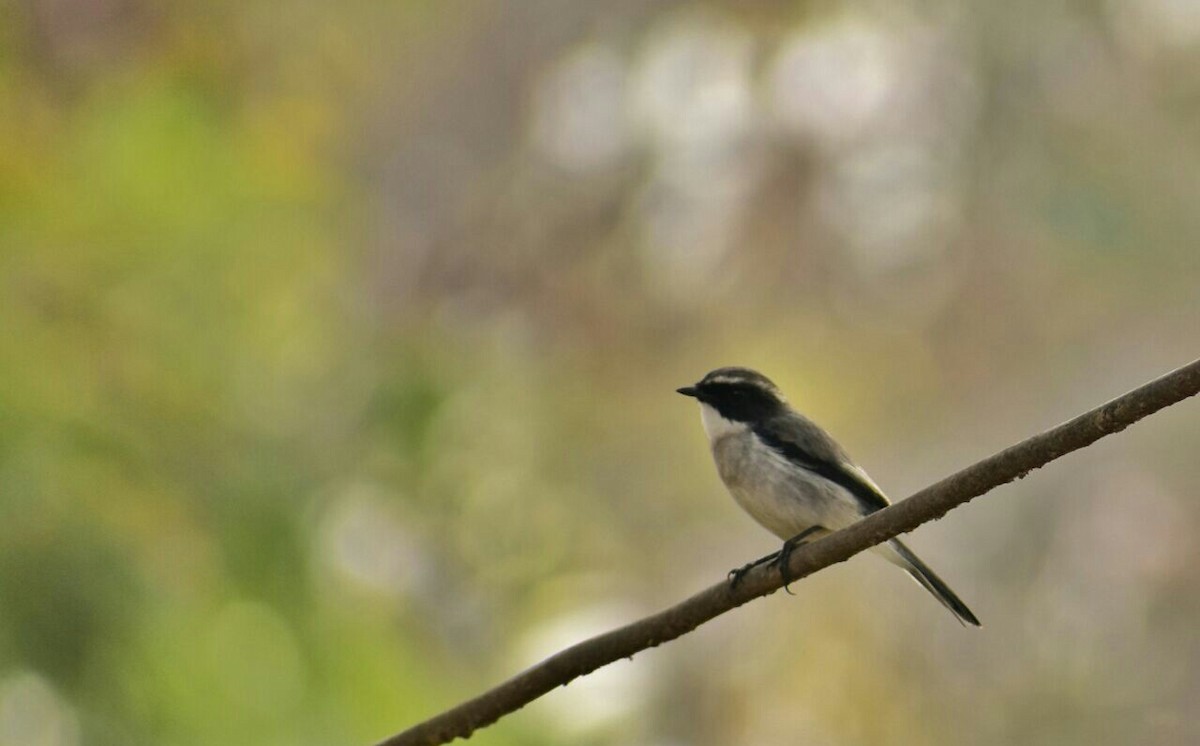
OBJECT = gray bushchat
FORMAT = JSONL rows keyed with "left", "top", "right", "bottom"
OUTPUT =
{"left": 678, "top": 366, "right": 980, "bottom": 626}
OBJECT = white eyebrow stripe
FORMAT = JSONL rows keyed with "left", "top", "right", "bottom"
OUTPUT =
{"left": 705, "top": 376, "right": 780, "bottom": 397}
{"left": 707, "top": 376, "right": 755, "bottom": 386}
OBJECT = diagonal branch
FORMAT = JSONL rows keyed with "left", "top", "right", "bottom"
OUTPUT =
{"left": 377, "top": 357, "right": 1200, "bottom": 746}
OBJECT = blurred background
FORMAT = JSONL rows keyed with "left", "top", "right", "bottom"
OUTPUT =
{"left": 2, "top": 1, "right": 1200, "bottom": 744}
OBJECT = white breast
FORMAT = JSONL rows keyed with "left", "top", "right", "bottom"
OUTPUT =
{"left": 704, "top": 418, "right": 868, "bottom": 540}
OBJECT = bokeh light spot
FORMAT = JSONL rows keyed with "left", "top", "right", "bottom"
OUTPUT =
{"left": 0, "top": 672, "right": 79, "bottom": 746}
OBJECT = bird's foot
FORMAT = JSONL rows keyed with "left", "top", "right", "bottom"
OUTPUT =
{"left": 727, "top": 551, "right": 781, "bottom": 589}
{"left": 774, "top": 526, "right": 825, "bottom": 594}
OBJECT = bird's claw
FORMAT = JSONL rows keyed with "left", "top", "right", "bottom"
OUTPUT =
{"left": 727, "top": 565, "right": 750, "bottom": 588}
{"left": 727, "top": 552, "right": 780, "bottom": 589}
{"left": 774, "top": 544, "right": 797, "bottom": 594}
{"left": 773, "top": 526, "right": 824, "bottom": 594}
{"left": 728, "top": 526, "right": 824, "bottom": 593}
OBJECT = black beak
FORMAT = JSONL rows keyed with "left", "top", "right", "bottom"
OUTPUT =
{"left": 676, "top": 385, "right": 699, "bottom": 398}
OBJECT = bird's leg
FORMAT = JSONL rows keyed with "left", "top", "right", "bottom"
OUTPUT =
{"left": 727, "top": 551, "right": 782, "bottom": 588}
{"left": 728, "top": 526, "right": 825, "bottom": 591}
{"left": 774, "top": 526, "right": 825, "bottom": 594}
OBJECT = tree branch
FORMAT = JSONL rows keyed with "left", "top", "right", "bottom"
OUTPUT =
{"left": 377, "top": 357, "right": 1200, "bottom": 746}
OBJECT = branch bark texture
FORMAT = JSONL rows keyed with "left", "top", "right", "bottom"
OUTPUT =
{"left": 378, "top": 357, "right": 1200, "bottom": 746}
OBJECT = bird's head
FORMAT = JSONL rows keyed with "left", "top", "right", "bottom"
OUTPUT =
{"left": 677, "top": 367, "right": 788, "bottom": 423}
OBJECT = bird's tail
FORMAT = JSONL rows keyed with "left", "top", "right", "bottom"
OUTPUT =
{"left": 876, "top": 539, "right": 981, "bottom": 627}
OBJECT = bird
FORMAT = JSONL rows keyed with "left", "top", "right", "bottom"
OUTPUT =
{"left": 677, "top": 366, "right": 980, "bottom": 626}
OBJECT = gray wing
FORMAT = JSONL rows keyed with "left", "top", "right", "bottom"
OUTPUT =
{"left": 752, "top": 412, "right": 891, "bottom": 514}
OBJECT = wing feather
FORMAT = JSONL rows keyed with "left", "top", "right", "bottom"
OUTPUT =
{"left": 752, "top": 413, "right": 890, "bottom": 513}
